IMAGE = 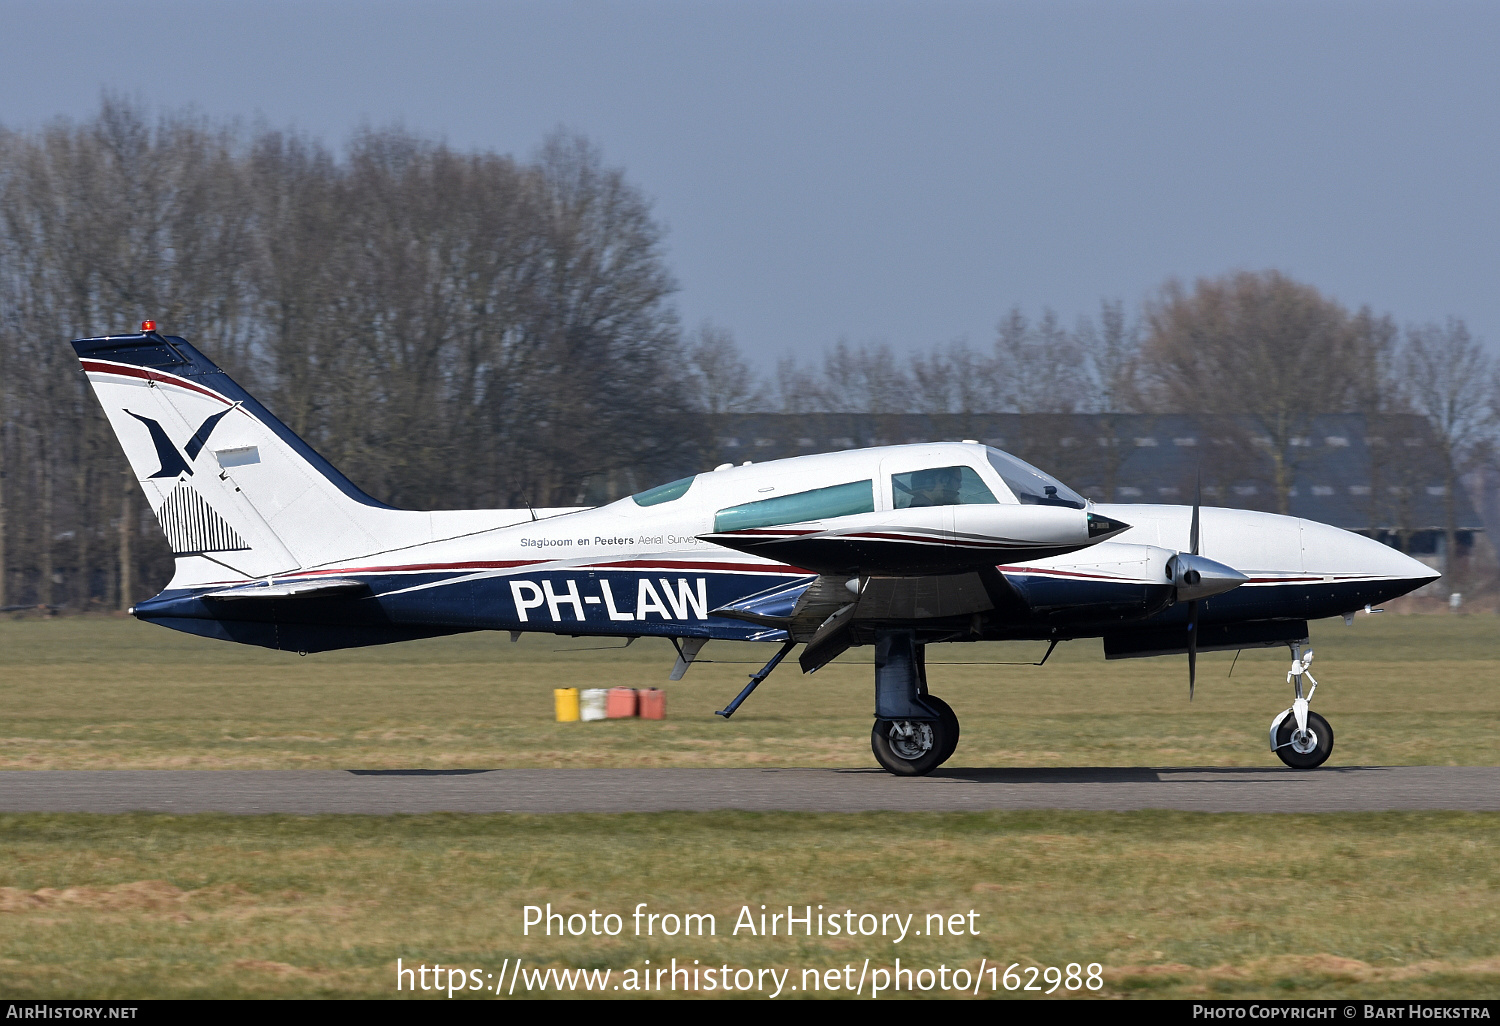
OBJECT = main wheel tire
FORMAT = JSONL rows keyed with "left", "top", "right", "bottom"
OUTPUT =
{"left": 922, "top": 695, "right": 961, "bottom": 765}
{"left": 871, "top": 708, "right": 956, "bottom": 777}
{"left": 1273, "top": 710, "right": 1334, "bottom": 769}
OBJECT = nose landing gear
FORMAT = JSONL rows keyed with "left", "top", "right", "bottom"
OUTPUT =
{"left": 1270, "top": 644, "right": 1334, "bottom": 768}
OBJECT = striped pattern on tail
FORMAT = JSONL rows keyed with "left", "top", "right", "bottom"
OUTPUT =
{"left": 157, "top": 482, "right": 250, "bottom": 555}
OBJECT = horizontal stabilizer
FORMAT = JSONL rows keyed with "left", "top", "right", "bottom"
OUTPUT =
{"left": 201, "top": 579, "right": 369, "bottom": 601}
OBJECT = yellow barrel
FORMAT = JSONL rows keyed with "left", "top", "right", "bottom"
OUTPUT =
{"left": 554, "top": 687, "right": 580, "bottom": 722}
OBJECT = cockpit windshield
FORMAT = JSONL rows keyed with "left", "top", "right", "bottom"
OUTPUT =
{"left": 985, "top": 448, "right": 1087, "bottom": 508}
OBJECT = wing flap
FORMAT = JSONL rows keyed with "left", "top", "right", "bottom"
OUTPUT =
{"left": 856, "top": 572, "right": 996, "bottom": 619}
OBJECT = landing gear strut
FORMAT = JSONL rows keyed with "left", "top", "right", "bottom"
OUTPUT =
{"left": 1269, "top": 643, "right": 1334, "bottom": 769}
{"left": 870, "top": 631, "right": 958, "bottom": 776}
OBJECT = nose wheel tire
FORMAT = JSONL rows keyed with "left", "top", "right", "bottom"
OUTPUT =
{"left": 1273, "top": 710, "right": 1334, "bottom": 769}
{"left": 871, "top": 697, "right": 959, "bottom": 776}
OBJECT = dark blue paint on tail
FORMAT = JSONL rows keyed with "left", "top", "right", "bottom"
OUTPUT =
{"left": 125, "top": 411, "right": 193, "bottom": 479}
{"left": 73, "top": 332, "right": 396, "bottom": 510}
{"left": 184, "top": 406, "right": 233, "bottom": 460}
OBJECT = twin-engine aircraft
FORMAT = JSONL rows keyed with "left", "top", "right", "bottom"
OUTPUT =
{"left": 75, "top": 326, "right": 1439, "bottom": 775}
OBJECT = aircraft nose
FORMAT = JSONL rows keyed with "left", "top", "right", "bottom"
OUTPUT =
{"left": 1392, "top": 546, "right": 1442, "bottom": 583}
{"left": 1300, "top": 518, "right": 1442, "bottom": 585}
{"left": 1360, "top": 531, "right": 1442, "bottom": 584}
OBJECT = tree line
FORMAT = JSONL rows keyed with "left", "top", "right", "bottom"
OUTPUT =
{"left": 1, "top": 102, "right": 1493, "bottom": 611}
{"left": 0, "top": 101, "right": 691, "bottom": 610}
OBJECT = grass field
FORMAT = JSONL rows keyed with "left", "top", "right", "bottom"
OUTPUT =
{"left": 1, "top": 613, "right": 1496, "bottom": 1000}
{"left": 0, "top": 811, "right": 1496, "bottom": 999}
{"left": 1, "top": 612, "right": 1496, "bottom": 770}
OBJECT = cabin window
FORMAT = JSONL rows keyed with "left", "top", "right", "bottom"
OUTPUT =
{"left": 891, "top": 466, "right": 998, "bottom": 509}
{"left": 984, "top": 448, "right": 1087, "bottom": 508}
{"left": 632, "top": 476, "right": 695, "bottom": 507}
{"left": 714, "top": 480, "right": 874, "bottom": 532}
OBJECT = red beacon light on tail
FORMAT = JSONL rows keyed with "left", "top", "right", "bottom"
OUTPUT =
{"left": 140, "top": 320, "right": 157, "bottom": 333}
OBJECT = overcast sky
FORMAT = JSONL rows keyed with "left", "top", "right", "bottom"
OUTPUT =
{"left": 4, "top": 0, "right": 1498, "bottom": 368}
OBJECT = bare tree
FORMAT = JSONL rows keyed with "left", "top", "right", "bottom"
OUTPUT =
{"left": 684, "top": 321, "right": 766, "bottom": 415}
{"left": 823, "top": 340, "right": 912, "bottom": 414}
{"left": 1142, "top": 271, "right": 1377, "bottom": 514}
{"left": 909, "top": 339, "right": 997, "bottom": 415}
{"left": 770, "top": 339, "right": 914, "bottom": 415}
{"left": 0, "top": 103, "right": 695, "bottom": 603}
{"left": 1069, "top": 299, "right": 1145, "bottom": 501}
{"left": 990, "top": 307, "right": 1090, "bottom": 414}
{"left": 1075, "top": 299, "right": 1142, "bottom": 414}
{"left": 773, "top": 355, "right": 828, "bottom": 414}
{"left": 1401, "top": 318, "right": 1493, "bottom": 576}
{"left": 1340, "top": 308, "right": 1409, "bottom": 540}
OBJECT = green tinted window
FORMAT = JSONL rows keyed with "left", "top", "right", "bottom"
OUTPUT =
{"left": 714, "top": 480, "right": 874, "bottom": 532}
{"left": 891, "top": 466, "right": 999, "bottom": 509}
{"left": 632, "top": 476, "right": 695, "bottom": 507}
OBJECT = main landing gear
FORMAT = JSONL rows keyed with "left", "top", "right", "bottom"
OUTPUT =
{"left": 1269, "top": 643, "right": 1334, "bottom": 769}
{"left": 870, "top": 631, "right": 958, "bottom": 776}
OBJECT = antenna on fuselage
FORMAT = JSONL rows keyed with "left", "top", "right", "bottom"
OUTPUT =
{"left": 512, "top": 475, "right": 539, "bottom": 522}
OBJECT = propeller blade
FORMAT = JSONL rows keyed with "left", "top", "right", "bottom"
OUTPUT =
{"left": 1187, "top": 598, "right": 1199, "bottom": 701}
{"left": 1190, "top": 470, "right": 1201, "bottom": 556}
{"left": 1187, "top": 468, "right": 1203, "bottom": 700}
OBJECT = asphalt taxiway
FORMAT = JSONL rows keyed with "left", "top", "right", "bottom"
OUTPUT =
{"left": 0, "top": 765, "right": 1495, "bottom": 814}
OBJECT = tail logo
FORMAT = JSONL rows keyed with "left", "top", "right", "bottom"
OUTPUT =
{"left": 125, "top": 407, "right": 234, "bottom": 479}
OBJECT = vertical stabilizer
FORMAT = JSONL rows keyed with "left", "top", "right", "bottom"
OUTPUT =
{"left": 74, "top": 330, "right": 410, "bottom": 582}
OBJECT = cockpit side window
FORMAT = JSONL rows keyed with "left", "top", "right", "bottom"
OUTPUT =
{"left": 632, "top": 476, "right": 695, "bottom": 507}
{"left": 891, "top": 466, "right": 998, "bottom": 509}
{"left": 985, "top": 448, "right": 1087, "bottom": 508}
{"left": 714, "top": 480, "right": 874, "bottom": 532}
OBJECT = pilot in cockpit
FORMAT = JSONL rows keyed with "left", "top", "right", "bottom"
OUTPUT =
{"left": 908, "top": 466, "right": 963, "bottom": 507}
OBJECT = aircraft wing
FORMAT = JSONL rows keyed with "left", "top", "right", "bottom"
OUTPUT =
{"left": 711, "top": 566, "right": 1032, "bottom": 672}
{"left": 701, "top": 505, "right": 1128, "bottom": 576}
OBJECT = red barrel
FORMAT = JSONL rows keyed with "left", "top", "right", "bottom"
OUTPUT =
{"left": 606, "top": 687, "right": 638, "bottom": 718}
{"left": 638, "top": 688, "right": 666, "bottom": 720}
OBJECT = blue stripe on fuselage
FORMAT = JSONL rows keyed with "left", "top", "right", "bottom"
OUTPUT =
{"left": 132, "top": 566, "right": 1436, "bottom": 653}
{"left": 135, "top": 568, "right": 812, "bottom": 646}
